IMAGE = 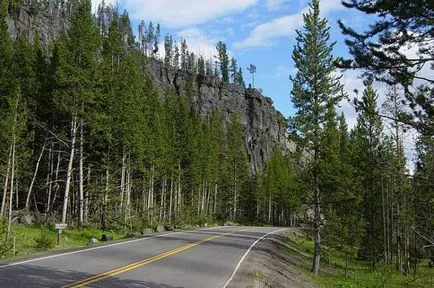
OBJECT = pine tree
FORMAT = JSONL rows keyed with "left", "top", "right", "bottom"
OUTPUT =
{"left": 53, "top": 0, "right": 100, "bottom": 225}
{"left": 229, "top": 57, "right": 238, "bottom": 84}
{"left": 352, "top": 83, "right": 384, "bottom": 269}
{"left": 338, "top": 0, "right": 433, "bottom": 135}
{"left": 290, "top": 0, "right": 345, "bottom": 274}
{"left": 216, "top": 41, "right": 229, "bottom": 82}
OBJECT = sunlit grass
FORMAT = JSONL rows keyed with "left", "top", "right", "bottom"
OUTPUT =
{"left": 283, "top": 231, "right": 433, "bottom": 288}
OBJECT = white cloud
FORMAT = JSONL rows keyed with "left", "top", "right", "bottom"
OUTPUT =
{"left": 266, "top": 0, "right": 285, "bottom": 10}
{"left": 275, "top": 65, "right": 293, "bottom": 80}
{"left": 176, "top": 28, "right": 219, "bottom": 59}
{"left": 235, "top": 0, "right": 345, "bottom": 49}
{"left": 123, "top": 0, "right": 258, "bottom": 28}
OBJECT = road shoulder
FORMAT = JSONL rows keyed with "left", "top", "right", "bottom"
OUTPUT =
{"left": 226, "top": 229, "right": 317, "bottom": 288}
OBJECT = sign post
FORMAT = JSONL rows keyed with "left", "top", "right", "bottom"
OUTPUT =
{"left": 55, "top": 224, "right": 67, "bottom": 246}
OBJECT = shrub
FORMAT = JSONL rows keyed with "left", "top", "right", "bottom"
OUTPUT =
{"left": 34, "top": 228, "right": 55, "bottom": 251}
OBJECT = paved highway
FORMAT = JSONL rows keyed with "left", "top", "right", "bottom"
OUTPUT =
{"left": 0, "top": 226, "right": 285, "bottom": 288}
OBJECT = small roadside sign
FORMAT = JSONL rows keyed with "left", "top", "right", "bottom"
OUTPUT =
{"left": 55, "top": 224, "right": 67, "bottom": 245}
{"left": 55, "top": 223, "right": 67, "bottom": 230}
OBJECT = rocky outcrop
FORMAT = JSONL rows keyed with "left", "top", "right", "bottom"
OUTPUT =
{"left": 6, "top": 6, "right": 69, "bottom": 48}
{"left": 150, "top": 60, "right": 296, "bottom": 173}
{"left": 5, "top": 6, "right": 296, "bottom": 173}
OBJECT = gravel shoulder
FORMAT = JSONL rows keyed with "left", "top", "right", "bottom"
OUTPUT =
{"left": 227, "top": 229, "right": 317, "bottom": 288}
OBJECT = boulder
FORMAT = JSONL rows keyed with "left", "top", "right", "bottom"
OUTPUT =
{"left": 87, "top": 238, "right": 99, "bottom": 246}
{"left": 183, "top": 224, "right": 192, "bottom": 230}
{"left": 19, "top": 214, "right": 35, "bottom": 226}
{"left": 141, "top": 228, "right": 154, "bottom": 235}
{"left": 101, "top": 234, "right": 113, "bottom": 242}
{"left": 164, "top": 224, "right": 174, "bottom": 231}
{"left": 155, "top": 225, "right": 165, "bottom": 233}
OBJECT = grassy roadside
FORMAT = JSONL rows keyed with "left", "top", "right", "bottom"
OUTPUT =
{"left": 283, "top": 231, "right": 433, "bottom": 288}
{"left": 1, "top": 223, "right": 126, "bottom": 260}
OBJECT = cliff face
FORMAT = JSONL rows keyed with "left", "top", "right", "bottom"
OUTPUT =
{"left": 150, "top": 60, "right": 295, "bottom": 173}
{"left": 6, "top": 6, "right": 295, "bottom": 173}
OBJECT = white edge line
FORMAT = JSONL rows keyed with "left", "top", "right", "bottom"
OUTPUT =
{"left": 222, "top": 228, "right": 287, "bottom": 288}
{"left": 0, "top": 226, "right": 226, "bottom": 269}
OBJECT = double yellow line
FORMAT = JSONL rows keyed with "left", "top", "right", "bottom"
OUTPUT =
{"left": 63, "top": 229, "right": 247, "bottom": 288}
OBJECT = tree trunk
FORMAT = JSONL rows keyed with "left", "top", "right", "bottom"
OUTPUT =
{"left": 6, "top": 133, "right": 16, "bottom": 242}
{"left": 84, "top": 165, "right": 90, "bottom": 224}
{"left": 61, "top": 116, "right": 78, "bottom": 224}
{"left": 1, "top": 146, "right": 12, "bottom": 217}
{"left": 51, "top": 149, "right": 61, "bottom": 214}
{"left": 311, "top": 173, "right": 321, "bottom": 275}
{"left": 25, "top": 143, "right": 45, "bottom": 210}
{"left": 78, "top": 117, "right": 85, "bottom": 227}
{"left": 125, "top": 159, "right": 131, "bottom": 226}
{"left": 120, "top": 152, "right": 126, "bottom": 214}
{"left": 46, "top": 143, "right": 54, "bottom": 215}
{"left": 169, "top": 175, "right": 173, "bottom": 223}
{"left": 213, "top": 183, "right": 218, "bottom": 216}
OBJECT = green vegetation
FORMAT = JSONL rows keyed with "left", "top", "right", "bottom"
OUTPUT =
{"left": 284, "top": 231, "right": 433, "bottom": 288}
{"left": 1, "top": 223, "right": 126, "bottom": 258}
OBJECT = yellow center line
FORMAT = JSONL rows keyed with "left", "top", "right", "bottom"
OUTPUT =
{"left": 62, "top": 228, "right": 249, "bottom": 288}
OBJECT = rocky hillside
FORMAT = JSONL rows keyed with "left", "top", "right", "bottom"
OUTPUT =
{"left": 6, "top": 5, "right": 295, "bottom": 173}
{"left": 150, "top": 60, "right": 295, "bottom": 172}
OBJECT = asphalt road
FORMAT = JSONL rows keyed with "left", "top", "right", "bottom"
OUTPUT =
{"left": 0, "top": 226, "right": 285, "bottom": 288}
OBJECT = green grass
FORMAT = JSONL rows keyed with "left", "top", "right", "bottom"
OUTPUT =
{"left": 283, "top": 231, "right": 433, "bottom": 288}
{"left": 2, "top": 223, "right": 126, "bottom": 259}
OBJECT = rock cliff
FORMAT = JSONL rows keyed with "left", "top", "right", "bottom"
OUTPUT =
{"left": 150, "top": 60, "right": 295, "bottom": 173}
{"left": 6, "top": 6, "right": 295, "bottom": 173}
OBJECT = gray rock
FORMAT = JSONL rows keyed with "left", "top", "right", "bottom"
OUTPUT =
{"left": 6, "top": 5, "right": 297, "bottom": 174}
{"left": 101, "top": 234, "right": 113, "bottom": 242}
{"left": 203, "top": 223, "right": 208, "bottom": 228}
{"left": 141, "top": 228, "right": 154, "bottom": 235}
{"left": 19, "top": 214, "right": 35, "bottom": 226}
{"left": 87, "top": 238, "right": 99, "bottom": 246}
{"left": 155, "top": 225, "right": 165, "bottom": 233}
{"left": 183, "top": 224, "right": 192, "bottom": 230}
{"left": 164, "top": 224, "right": 174, "bottom": 231}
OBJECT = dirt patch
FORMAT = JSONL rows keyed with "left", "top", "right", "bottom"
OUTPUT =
{"left": 227, "top": 230, "right": 317, "bottom": 288}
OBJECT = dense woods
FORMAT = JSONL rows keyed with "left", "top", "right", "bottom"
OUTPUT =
{"left": 0, "top": 0, "right": 432, "bottom": 282}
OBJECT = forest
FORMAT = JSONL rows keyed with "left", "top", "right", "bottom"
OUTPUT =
{"left": 0, "top": 0, "right": 432, "bottom": 283}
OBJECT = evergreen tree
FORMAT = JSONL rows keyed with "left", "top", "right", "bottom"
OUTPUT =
{"left": 338, "top": 0, "right": 433, "bottom": 135}
{"left": 247, "top": 64, "right": 256, "bottom": 88}
{"left": 164, "top": 35, "right": 173, "bottom": 67}
{"left": 53, "top": 0, "right": 100, "bottom": 225}
{"left": 290, "top": 0, "right": 345, "bottom": 274}
{"left": 352, "top": 83, "right": 384, "bottom": 269}
{"left": 216, "top": 41, "right": 229, "bottom": 82}
{"left": 229, "top": 57, "right": 238, "bottom": 84}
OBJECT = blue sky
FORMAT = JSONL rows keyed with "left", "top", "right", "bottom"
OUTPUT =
{"left": 91, "top": 0, "right": 369, "bottom": 121}
{"left": 92, "top": 0, "right": 426, "bottom": 167}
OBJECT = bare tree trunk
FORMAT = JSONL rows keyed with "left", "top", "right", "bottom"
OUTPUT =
{"left": 213, "top": 183, "right": 218, "bottom": 216}
{"left": 84, "top": 165, "right": 90, "bottom": 224}
{"left": 120, "top": 152, "right": 126, "bottom": 214}
{"left": 177, "top": 165, "right": 181, "bottom": 217}
{"left": 102, "top": 169, "right": 109, "bottom": 230}
{"left": 1, "top": 146, "right": 12, "bottom": 217}
{"left": 125, "top": 158, "right": 131, "bottom": 226}
{"left": 6, "top": 133, "right": 16, "bottom": 242}
{"left": 25, "top": 143, "right": 45, "bottom": 210}
{"left": 169, "top": 175, "right": 173, "bottom": 223}
{"left": 268, "top": 193, "right": 272, "bottom": 224}
{"left": 51, "top": 149, "right": 61, "bottom": 213}
{"left": 78, "top": 117, "right": 85, "bottom": 227}
{"left": 46, "top": 142, "right": 54, "bottom": 215}
{"left": 61, "top": 116, "right": 78, "bottom": 224}
{"left": 312, "top": 184, "right": 321, "bottom": 275}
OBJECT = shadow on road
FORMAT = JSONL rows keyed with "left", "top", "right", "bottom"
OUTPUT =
{"left": 0, "top": 264, "right": 184, "bottom": 288}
